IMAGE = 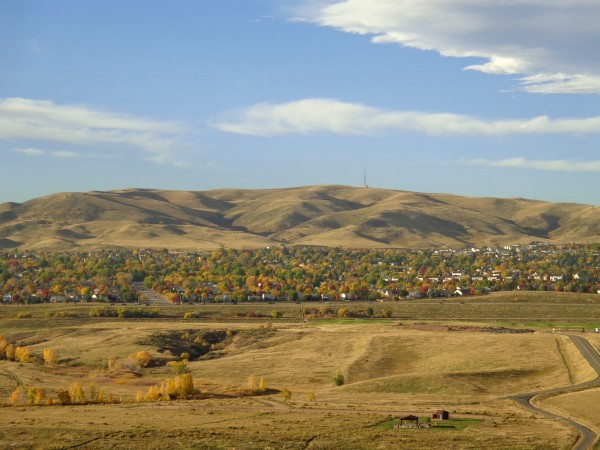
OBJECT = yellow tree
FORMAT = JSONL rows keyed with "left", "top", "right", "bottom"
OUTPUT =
{"left": 69, "top": 382, "right": 85, "bottom": 404}
{"left": 0, "top": 335, "right": 7, "bottom": 357}
{"left": 146, "top": 385, "right": 160, "bottom": 401}
{"left": 15, "top": 346, "right": 31, "bottom": 363}
{"left": 179, "top": 374, "right": 194, "bottom": 398}
{"left": 43, "top": 348, "right": 58, "bottom": 366}
{"left": 9, "top": 386, "right": 25, "bottom": 405}
{"left": 5, "top": 343, "right": 16, "bottom": 360}
{"left": 258, "top": 377, "right": 266, "bottom": 392}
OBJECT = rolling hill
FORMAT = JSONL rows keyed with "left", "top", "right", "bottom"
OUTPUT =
{"left": 0, "top": 185, "right": 598, "bottom": 250}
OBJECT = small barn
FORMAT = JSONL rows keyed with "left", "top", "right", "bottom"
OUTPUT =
{"left": 432, "top": 410, "right": 449, "bottom": 420}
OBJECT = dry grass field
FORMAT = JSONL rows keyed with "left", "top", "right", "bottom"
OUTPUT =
{"left": 537, "top": 388, "right": 600, "bottom": 443}
{"left": 1, "top": 295, "right": 599, "bottom": 449}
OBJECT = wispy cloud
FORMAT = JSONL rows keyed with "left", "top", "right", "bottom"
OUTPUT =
{"left": 468, "top": 158, "right": 600, "bottom": 173}
{"left": 53, "top": 150, "right": 81, "bottom": 159}
{"left": 213, "top": 98, "right": 600, "bottom": 137}
{"left": 11, "top": 147, "right": 46, "bottom": 157}
{"left": 11, "top": 147, "right": 103, "bottom": 159}
{"left": 300, "top": 0, "right": 600, "bottom": 94}
{"left": 0, "top": 97, "right": 185, "bottom": 164}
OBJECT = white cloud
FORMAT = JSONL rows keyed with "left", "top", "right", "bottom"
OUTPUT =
{"left": 52, "top": 150, "right": 81, "bottom": 159}
{"left": 0, "top": 97, "right": 185, "bottom": 164}
{"left": 301, "top": 0, "right": 600, "bottom": 94}
{"left": 11, "top": 147, "right": 46, "bottom": 157}
{"left": 468, "top": 158, "right": 600, "bottom": 173}
{"left": 213, "top": 98, "right": 600, "bottom": 137}
{"left": 10, "top": 147, "right": 116, "bottom": 160}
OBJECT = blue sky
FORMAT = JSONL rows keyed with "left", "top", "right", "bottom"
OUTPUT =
{"left": 2, "top": 0, "right": 599, "bottom": 205}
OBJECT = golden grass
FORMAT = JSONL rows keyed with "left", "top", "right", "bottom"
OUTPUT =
{"left": 0, "top": 305, "right": 596, "bottom": 448}
{"left": 0, "top": 397, "right": 576, "bottom": 449}
{"left": 2, "top": 185, "right": 598, "bottom": 250}
{"left": 536, "top": 388, "right": 600, "bottom": 436}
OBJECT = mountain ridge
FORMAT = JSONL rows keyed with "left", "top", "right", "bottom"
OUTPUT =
{"left": 0, "top": 185, "right": 598, "bottom": 251}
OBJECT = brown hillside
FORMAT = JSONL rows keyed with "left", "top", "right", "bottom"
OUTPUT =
{"left": 0, "top": 185, "right": 598, "bottom": 250}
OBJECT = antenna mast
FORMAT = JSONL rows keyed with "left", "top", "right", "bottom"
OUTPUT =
{"left": 363, "top": 168, "right": 368, "bottom": 188}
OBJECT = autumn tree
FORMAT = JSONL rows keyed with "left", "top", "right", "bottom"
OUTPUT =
{"left": 179, "top": 373, "right": 194, "bottom": 398}
{"left": 128, "top": 350, "right": 151, "bottom": 368}
{"left": 15, "top": 346, "right": 31, "bottom": 363}
{"left": 5, "top": 342, "right": 16, "bottom": 360}
{"left": 9, "top": 386, "right": 25, "bottom": 405}
{"left": 168, "top": 359, "right": 189, "bottom": 375}
{"left": 0, "top": 335, "right": 7, "bottom": 358}
{"left": 57, "top": 390, "right": 72, "bottom": 405}
{"left": 43, "top": 348, "right": 58, "bottom": 366}
{"left": 27, "top": 386, "right": 45, "bottom": 405}
{"left": 69, "top": 382, "right": 86, "bottom": 404}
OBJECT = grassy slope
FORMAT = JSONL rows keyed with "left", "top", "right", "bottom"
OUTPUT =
{"left": 0, "top": 185, "right": 598, "bottom": 250}
{"left": 1, "top": 293, "right": 598, "bottom": 448}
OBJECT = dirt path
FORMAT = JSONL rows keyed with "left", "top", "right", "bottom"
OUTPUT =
{"left": 0, "top": 367, "right": 22, "bottom": 387}
{"left": 508, "top": 334, "right": 600, "bottom": 450}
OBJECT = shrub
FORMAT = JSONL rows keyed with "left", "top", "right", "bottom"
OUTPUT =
{"left": 270, "top": 310, "right": 283, "bottom": 319}
{"left": 179, "top": 373, "right": 194, "bottom": 398}
{"left": 8, "top": 386, "right": 25, "bottom": 405}
{"left": 89, "top": 307, "right": 117, "bottom": 318}
{"left": 128, "top": 350, "right": 151, "bottom": 368}
{"left": 27, "top": 386, "right": 45, "bottom": 405}
{"left": 5, "top": 343, "right": 16, "bottom": 360}
{"left": 168, "top": 360, "right": 189, "bottom": 375}
{"left": 146, "top": 385, "right": 161, "bottom": 401}
{"left": 334, "top": 374, "right": 345, "bottom": 386}
{"left": 69, "top": 382, "right": 85, "bottom": 404}
{"left": 15, "top": 346, "right": 32, "bottom": 363}
{"left": 56, "top": 310, "right": 80, "bottom": 318}
{"left": 57, "top": 390, "right": 72, "bottom": 405}
{"left": 43, "top": 348, "right": 58, "bottom": 366}
{"left": 0, "top": 335, "right": 7, "bottom": 357}
{"left": 135, "top": 391, "right": 145, "bottom": 403}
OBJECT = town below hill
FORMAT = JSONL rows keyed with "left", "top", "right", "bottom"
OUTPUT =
{"left": 0, "top": 185, "right": 598, "bottom": 251}
{"left": 2, "top": 243, "right": 599, "bottom": 305}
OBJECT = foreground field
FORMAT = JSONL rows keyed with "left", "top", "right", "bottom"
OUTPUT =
{"left": 1, "top": 296, "right": 599, "bottom": 449}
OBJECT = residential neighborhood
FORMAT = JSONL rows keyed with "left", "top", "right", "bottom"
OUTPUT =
{"left": 1, "top": 243, "right": 599, "bottom": 305}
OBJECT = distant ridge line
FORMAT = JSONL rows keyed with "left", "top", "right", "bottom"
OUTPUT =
{"left": 0, "top": 185, "right": 597, "bottom": 251}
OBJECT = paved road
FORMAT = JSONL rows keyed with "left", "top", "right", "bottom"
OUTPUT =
{"left": 508, "top": 334, "right": 600, "bottom": 450}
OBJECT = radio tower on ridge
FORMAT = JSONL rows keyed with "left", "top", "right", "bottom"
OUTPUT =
{"left": 363, "top": 168, "right": 368, "bottom": 188}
